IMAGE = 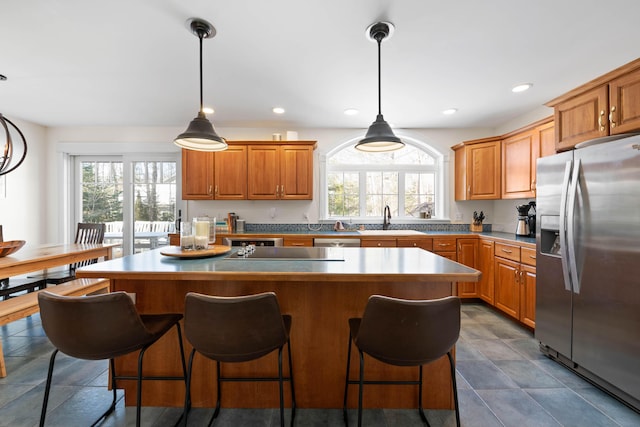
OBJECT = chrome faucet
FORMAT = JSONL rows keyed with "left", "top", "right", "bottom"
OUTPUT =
{"left": 383, "top": 205, "right": 391, "bottom": 230}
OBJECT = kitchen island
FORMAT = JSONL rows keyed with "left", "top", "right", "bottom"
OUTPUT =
{"left": 77, "top": 246, "right": 480, "bottom": 410}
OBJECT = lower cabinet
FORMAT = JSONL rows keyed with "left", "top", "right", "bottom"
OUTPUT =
{"left": 283, "top": 237, "right": 313, "bottom": 247}
{"left": 478, "top": 239, "right": 495, "bottom": 304}
{"left": 456, "top": 238, "right": 478, "bottom": 298}
{"left": 360, "top": 238, "right": 397, "bottom": 247}
{"left": 493, "top": 243, "right": 536, "bottom": 328}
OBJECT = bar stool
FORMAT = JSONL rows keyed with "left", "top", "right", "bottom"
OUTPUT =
{"left": 183, "top": 291, "right": 296, "bottom": 427}
{"left": 342, "top": 295, "right": 461, "bottom": 427}
{"left": 37, "top": 291, "right": 188, "bottom": 427}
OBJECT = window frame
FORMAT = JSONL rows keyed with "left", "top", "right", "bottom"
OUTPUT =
{"left": 321, "top": 135, "right": 448, "bottom": 222}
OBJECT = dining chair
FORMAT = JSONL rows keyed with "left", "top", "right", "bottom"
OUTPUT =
{"left": 342, "top": 295, "right": 461, "bottom": 427}
{"left": 37, "top": 291, "right": 188, "bottom": 427}
{"left": 183, "top": 291, "right": 296, "bottom": 427}
{"left": 30, "top": 222, "right": 106, "bottom": 285}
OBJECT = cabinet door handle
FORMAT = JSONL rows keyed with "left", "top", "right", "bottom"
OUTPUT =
{"left": 609, "top": 106, "right": 617, "bottom": 128}
{"left": 514, "top": 270, "right": 519, "bottom": 282}
{"left": 275, "top": 185, "right": 279, "bottom": 197}
{"left": 377, "top": 242, "right": 382, "bottom": 247}
{"left": 467, "top": 185, "right": 471, "bottom": 195}
{"left": 209, "top": 185, "right": 212, "bottom": 195}
{"left": 501, "top": 249, "right": 513, "bottom": 254}
{"left": 598, "top": 110, "right": 606, "bottom": 132}
{"left": 214, "top": 185, "right": 218, "bottom": 195}
{"left": 529, "top": 255, "right": 536, "bottom": 259}
{"left": 290, "top": 243, "right": 305, "bottom": 246}
{"left": 280, "top": 185, "right": 284, "bottom": 196}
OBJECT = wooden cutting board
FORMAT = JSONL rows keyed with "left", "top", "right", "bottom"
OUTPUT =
{"left": 160, "top": 245, "right": 232, "bottom": 259}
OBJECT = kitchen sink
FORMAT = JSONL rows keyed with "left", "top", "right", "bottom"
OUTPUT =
{"left": 357, "top": 230, "right": 424, "bottom": 236}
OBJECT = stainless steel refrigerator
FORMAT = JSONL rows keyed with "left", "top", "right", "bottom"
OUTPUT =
{"left": 536, "top": 133, "right": 640, "bottom": 411}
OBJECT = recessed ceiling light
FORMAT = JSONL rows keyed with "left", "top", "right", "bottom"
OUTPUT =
{"left": 272, "top": 107, "right": 285, "bottom": 114}
{"left": 442, "top": 108, "right": 458, "bottom": 115}
{"left": 512, "top": 83, "right": 533, "bottom": 93}
{"left": 202, "top": 107, "right": 214, "bottom": 114}
{"left": 344, "top": 108, "right": 359, "bottom": 116}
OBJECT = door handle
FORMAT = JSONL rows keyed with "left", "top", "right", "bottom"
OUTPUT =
{"left": 559, "top": 160, "right": 573, "bottom": 292}
{"left": 567, "top": 158, "right": 581, "bottom": 293}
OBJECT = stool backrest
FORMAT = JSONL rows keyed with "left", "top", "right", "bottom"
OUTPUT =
{"left": 185, "top": 291, "right": 288, "bottom": 363}
{"left": 38, "top": 291, "right": 154, "bottom": 360}
{"left": 355, "top": 295, "right": 461, "bottom": 366}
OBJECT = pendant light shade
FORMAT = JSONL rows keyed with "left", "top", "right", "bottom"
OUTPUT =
{"left": 355, "top": 22, "right": 404, "bottom": 152}
{"left": 174, "top": 18, "right": 227, "bottom": 152}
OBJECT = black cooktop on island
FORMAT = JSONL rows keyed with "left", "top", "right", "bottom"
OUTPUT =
{"left": 224, "top": 246, "right": 345, "bottom": 261}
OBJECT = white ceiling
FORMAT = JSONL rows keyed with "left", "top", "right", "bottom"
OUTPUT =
{"left": 1, "top": 0, "right": 640, "bottom": 131}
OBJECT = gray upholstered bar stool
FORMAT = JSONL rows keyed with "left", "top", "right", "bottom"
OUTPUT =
{"left": 342, "top": 295, "right": 461, "bottom": 427}
{"left": 183, "top": 291, "right": 296, "bottom": 427}
{"left": 37, "top": 291, "right": 188, "bottom": 427}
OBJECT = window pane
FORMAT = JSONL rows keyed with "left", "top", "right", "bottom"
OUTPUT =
{"left": 405, "top": 173, "right": 435, "bottom": 217}
{"left": 133, "top": 161, "right": 177, "bottom": 253}
{"left": 81, "top": 161, "right": 123, "bottom": 223}
{"left": 327, "top": 172, "right": 359, "bottom": 217}
{"left": 366, "top": 172, "right": 398, "bottom": 216}
{"left": 329, "top": 145, "right": 435, "bottom": 166}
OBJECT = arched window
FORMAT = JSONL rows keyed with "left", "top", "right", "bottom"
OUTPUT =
{"left": 324, "top": 136, "right": 445, "bottom": 220}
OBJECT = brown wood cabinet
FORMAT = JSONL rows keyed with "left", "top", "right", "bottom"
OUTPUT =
{"left": 453, "top": 138, "right": 501, "bottom": 201}
{"left": 477, "top": 239, "right": 495, "bottom": 304}
{"left": 182, "top": 146, "right": 248, "bottom": 200}
{"left": 547, "top": 58, "right": 640, "bottom": 150}
{"left": 456, "top": 238, "right": 478, "bottom": 298}
{"left": 182, "top": 149, "right": 214, "bottom": 199}
{"left": 247, "top": 143, "right": 315, "bottom": 200}
{"left": 396, "top": 237, "right": 433, "bottom": 251}
{"left": 214, "top": 145, "right": 248, "bottom": 200}
{"left": 283, "top": 237, "right": 313, "bottom": 247}
{"left": 501, "top": 119, "right": 555, "bottom": 199}
{"left": 493, "top": 242, "right": 536, "bottom": 327}
{"left": 360, "top": 238, "right": 396, "bottom": 247}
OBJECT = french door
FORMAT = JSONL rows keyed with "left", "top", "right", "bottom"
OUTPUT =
{"left": 74, "top": 155, "right": 178, "bottom": 256}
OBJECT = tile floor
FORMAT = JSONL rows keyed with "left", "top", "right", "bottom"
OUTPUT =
{"left": 1, "top": 302, "right": 639, "bottom": 426}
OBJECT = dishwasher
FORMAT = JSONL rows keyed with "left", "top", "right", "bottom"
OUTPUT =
{"left": 313, "top": 238, "right": 361, "bottom": 247}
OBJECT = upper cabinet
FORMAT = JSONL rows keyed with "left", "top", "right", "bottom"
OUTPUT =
{"left": 547, "top": 58, "right": 640, "bottom": 151}
{"left": 501, "top": 119, "right": 555, "bottom": 199}
{"left": 247, "top": 142, "right": 315, "bottom": 200}
{"left": 453, "top": 137, "right": 501, "bottom": 201}
{"left": 182, "top": 145, "right": 247, "bottom": 200}
{"left": 182, "top": 141, "right": 316, "bottom": 201}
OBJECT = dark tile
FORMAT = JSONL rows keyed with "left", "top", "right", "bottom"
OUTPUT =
{"left": 466, "top": 338, "right": 526, "bottom": 361}
{"left": 457, "top": 389, "right": 503, "bottom": 427}
{"left": 493, "top": 360, "right": 565, "bottom": 389}
{"left": 526, "top": 388, "right": 619, "bottom": 427}
{"left": 454, "top": 338, "right": 488, "bottom": 361}
{"left": 344, "top": 408, "right": 387, "bottom": 426}
{"left": 290, "top": 409, "right": 346, "bottom": 427}
{"left": 477, "top": 389, "right": 562, "bottom": 427}
{"left": 533, "top": 358, "right": 594, "bottom": 390}
{"left": 456, "top": 360, "right": 519, "bottom": 390}
{"left": 504, "top": 337, "right": 548, "bottom": 360}
{"left": 574, "top": 387, "right": 640, "bottom": 427}
{"left": 484, "top": 320, "right": 534, "bottom": 340}
{"left": 459, "top": 323, "right": 500, "bottom": 340}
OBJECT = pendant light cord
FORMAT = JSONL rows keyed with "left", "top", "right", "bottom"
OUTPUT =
{"left": 377, "top": 37, "right": 382, "bottom": 116}
{"left": 198, "top": 31, "right": 204, "bottom": 113}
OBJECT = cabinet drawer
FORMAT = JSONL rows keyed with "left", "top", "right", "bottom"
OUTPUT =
{"left": 360, "top": 238, "right": 397, "bottom": 248}
{"left": 396, "top": 237, "right": 433, "bottom": 251}
{"left": 433, "top": 238, "right": 457, "bottom": 252}
{"left": 495, "top": 242, "right": 521, "bottom": 262}
{"left": 283, "top": 237, "right": 313, "bottom": 247}
{"left": 437, "top": 251, "right": 457, "bottom": 261}
{"left": 521, "top": 246, "right": 537, "bottom": 266}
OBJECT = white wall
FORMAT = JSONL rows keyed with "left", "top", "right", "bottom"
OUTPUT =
{"left": 4, "top": 108, "right": 554, "bottom": 245}
{"left": 0, "top": 117, "right": 47, "bottom": 246}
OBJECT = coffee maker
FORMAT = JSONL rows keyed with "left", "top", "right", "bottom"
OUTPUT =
{"left": 516, "top": 202, "right": 536, "bottom": 237}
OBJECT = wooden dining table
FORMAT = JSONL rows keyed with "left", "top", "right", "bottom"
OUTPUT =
{"left": 0, "top": 243, "right": 115, "bottom": 376}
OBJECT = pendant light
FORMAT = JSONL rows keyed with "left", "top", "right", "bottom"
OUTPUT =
{"left": 174, "top": 18, "right": 227, "bottom": 152}
{"left": 355, "top": 22, "right": 404, "bottom": 152}
{"left": 0, "top": 113, "right": 28, "bottom": 176}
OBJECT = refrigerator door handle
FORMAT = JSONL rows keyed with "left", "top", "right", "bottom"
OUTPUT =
{"left": 559, "top": 160, "right": 573, "bottom": 292}
{"left": 567, "top": 158, "right": 581, "bottom": 293}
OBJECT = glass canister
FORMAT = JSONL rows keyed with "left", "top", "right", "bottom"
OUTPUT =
{"left": 180, "top": 222, "right": 194, "bottom": 250}
{"left": 193, "top": 218, "right": 210, "bottom": 250}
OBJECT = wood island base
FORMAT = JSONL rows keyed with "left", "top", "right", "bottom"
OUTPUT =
{"left": 112, "top": 278, "right": 457, "bottom": 410}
